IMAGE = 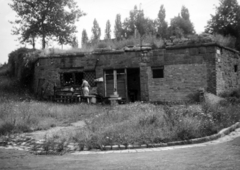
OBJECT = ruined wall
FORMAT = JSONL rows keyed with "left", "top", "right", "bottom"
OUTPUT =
{"left": 33, "top": 51, "right": 144, "bottom": 98}
{"left": 33, "top": 44, "right": 239, "bottom": 102}
{"left": 93, "top": 51, "right": 143, "bottom": 97}
{"left": 33, "top": 54, "right": 96, "bottom": 97}
{"left": 148, "top": 46, "right": 216, "bottom": 102}
{"left": 216, "top": 47, "right": 240, "bottom": 95}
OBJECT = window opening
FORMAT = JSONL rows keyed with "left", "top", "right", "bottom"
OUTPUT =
{"left": 60, "top": 72, "right": 84, "bottom": 86}
{"left": 152, "top": 66, "right": 164, "bottom": 78}
{"left": 234, "top": 65, "right": 238, "bottom": 72}
{"left": 84, "top": 71, "right": 96, "bottom": 87}
{"left": 63, "top": 73, "right": 74, "bottom": 86}
{"left": 75, "top": 72, "right": 83, "bottom": 85}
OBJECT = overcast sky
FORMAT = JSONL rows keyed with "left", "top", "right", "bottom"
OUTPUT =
{"left": 0, "top": 0, "right": 239, "bottom": 64}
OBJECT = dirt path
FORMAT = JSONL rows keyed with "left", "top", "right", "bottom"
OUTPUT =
{"left": 23, "top": 120, "right": 86, "bottom": 140}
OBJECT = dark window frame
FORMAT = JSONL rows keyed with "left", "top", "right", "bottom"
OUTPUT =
{"left": 152, "top": 66, "right": 164, "bottom": 78}
{"left": 60, "top": 72, "right": 84, "bottom": 87}
{"left": 234, "top": 64, "right": 238, "bottom": 72}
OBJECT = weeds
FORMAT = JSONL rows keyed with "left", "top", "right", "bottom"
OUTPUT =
{"left": 71, "top": 101, "right": 240, "bottom": 148}
{"left": 1, "top": 73, "right": 240, "bottom": 149}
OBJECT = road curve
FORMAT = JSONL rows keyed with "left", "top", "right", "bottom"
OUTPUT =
{"left": 1, "top": 129, "right": 240, "bottom": 170}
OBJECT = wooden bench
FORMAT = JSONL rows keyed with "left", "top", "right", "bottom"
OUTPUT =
{"left": 81, "top": 95, "right": 96, "bottom": 104}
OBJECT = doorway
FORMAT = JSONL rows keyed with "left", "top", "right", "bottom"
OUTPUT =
{"left": 127, "top": 68, "right": 140, "bottom": 102}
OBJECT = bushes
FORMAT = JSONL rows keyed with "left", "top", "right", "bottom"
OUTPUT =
{"left": 8, "top": 48, "right": 40, "bottom": 88}
{"left": 70, "top": 102, "right": 236, "bottom": 148}
{"left": 202, "top": 101, "right": 240, "bottom": 130}
{"left": 219, "top": 88, "right": 240, "bottom": 104}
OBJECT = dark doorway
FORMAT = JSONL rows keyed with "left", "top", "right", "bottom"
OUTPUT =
{"left": 127, "top": 68, "right": 140, "bottom": 102}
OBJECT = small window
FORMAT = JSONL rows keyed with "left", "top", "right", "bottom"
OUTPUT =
{"left": 234, "top": 65, "right": 238, "bottom": 72}
{"left": 60, "top": 72, "right": 84, "bottom": 86}
{"left": 75, "top": 72, "right": 84, "bottom": 85}
{"left": 152, "top": 66, "right": 164, "bottom": 78}
{"left": 84, "top": 71, "right": 96, "bottom": 87}
{"left": 105, "top": 70, "right": 113, "bottom": 75}
{"left": 117, "top": 69, "right": 125, "bottom": 74}
{"left": 63, "top": 73, "right": 74, "bottom": 86}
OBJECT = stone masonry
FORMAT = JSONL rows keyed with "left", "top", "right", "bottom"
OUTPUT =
{"left": 33, "top": 43, "right": 240, "bottom": 102}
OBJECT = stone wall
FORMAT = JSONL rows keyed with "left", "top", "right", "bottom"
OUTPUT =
{"left": 33, "top": 51, "right": 143, "bottom": 98}
{"left": 34, "top": 55, "right": 93, "bottom": 97}
{"left": 148, "top": 64, "right": 208, "bottom": 102}
{"left": 216, "top": 47, "right": 240, "bottom": 95}
{"left": 93, "top": 51, "right": 142, "bottom": 97}
{"left": 33, "top": 44, "right": 240, "bottom": 102}
{"left": 147, "top": 46, "right": 216, "bottom": 102}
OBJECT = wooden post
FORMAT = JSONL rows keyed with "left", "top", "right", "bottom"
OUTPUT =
{"left": 125, "top": 69, "right": 128, "bottom": 102}
{"left": 113, "top": 70, "right": 117, "bottom": 92}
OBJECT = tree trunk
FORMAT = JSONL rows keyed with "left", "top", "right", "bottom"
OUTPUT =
{"left": 42, "top": 35, "right": 46, "bottom": 49}
{"left": 32, "top": 37, "right": 35, "bottom": 49}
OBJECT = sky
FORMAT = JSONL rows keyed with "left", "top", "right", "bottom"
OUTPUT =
{"left": 0, "top": 0, "right": 239, "bottom": 64}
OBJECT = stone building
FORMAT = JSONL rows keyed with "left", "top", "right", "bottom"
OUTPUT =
{"left": 33, "top": 43, "right": 240, "bottom": 103}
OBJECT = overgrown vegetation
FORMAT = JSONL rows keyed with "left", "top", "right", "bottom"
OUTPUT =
{"left": 1, "top": 71, "right": 240, "bottom": 149}
{"left": 0, "top": 75, "right": 105, "bottom": 136}
{"left": 69, "top": 101, "right": 239, "bottom": 149}
{"left": 219, "top": 88, "right": 240, "bottom": 104}
{"left": 7, "top": 47, "right": 39, "bottom": 88}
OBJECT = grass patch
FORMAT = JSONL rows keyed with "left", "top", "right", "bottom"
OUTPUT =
{"left": 0, "top": 100, "right": 106, "bottom": 135}
{"left": 1, "top": 74, "right": 240, "bottom": 149}
{"left": 0, "top": 74, "right": 105, "bottom": 136}
{"left": 67, "top": 101, "right": 240, "bottom": 149}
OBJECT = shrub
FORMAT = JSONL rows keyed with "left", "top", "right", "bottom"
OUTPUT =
{"left": 71, "top": 103, "right": 232, "bottom": 148}
{"left": 202, "top": 101, "right": 240, "bottom": 130}
{"left": 212, "top": 34, "right": 236, "bottom": 49}
{"left": 219, "top": 88, "right": 240, "bottom": 104}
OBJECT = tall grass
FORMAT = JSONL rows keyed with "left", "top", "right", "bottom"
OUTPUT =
{"left": 1, "top": 73, "right": 240, "bottom": 148}
{"left": 0, "top": 74, "right": 105, "bottom": 135}
{"left": 0, "top": 100, "right": 105, "bottom": 135}
{"left": 69, "top": 103, "right": 223, "bottom": 149}
{"left": 41, "top": 36, "right": 165, "bottom": 57}
{"left": 68, "top": 100, "right": 240, "bottom": 149}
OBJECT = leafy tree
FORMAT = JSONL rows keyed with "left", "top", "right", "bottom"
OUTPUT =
{"left": 91, "top": 19, "right": 101, "bottom": 42}
{"left": 71, "top": 35, "right": 78, "bottom": 48}
{"left": 104, "top": 20, "right": 111, "bottom": 40}
{"left": 156, "top": 5, "right": 168, "bottom": 38}
{"left": 122, "top": 5, "right": 140, "bottom": 38}
{"left": 81, "top": 29, "right": 89, "bottom": 46}
{"left": 122, "top": 5, "right": 154, "bottom": 39}
{"left": 181, "top": 6, "right": 190, "bottom": 20}
{"left": 205, "top": 0, "right": 240, "bottom": 49}
{"left": 9, "top": 0, "right": 84, "bottom": 49}
{"left": 114, "top": 14, "right": 123, "bottom": 41}
{"left": 144, "top": 18, "right": 156, "bottom": 36}
{"left": 135, "top": 9, "right": 147, "bottom": 37}
{"left": 168, "top": 6, "right": 195, "bottom": 38}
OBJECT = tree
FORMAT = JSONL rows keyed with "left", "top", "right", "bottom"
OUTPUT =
{"left": 156, "top": 5, "right": 168, "bottom": 38}
{"left": 91, "top": 19, "right": 101, "bottom": 42}
{"left": 181, "top": 6, "right": 190, "bottom": 20}
{"left": 168, "top": 6, "right": 195, "bottom": 38}
{"left": 81, "top": 29, "right": 89, "bottom": 46}
{"left": 104, "top": 20, "right": 111, "bottom": 40}
{"left": 122, "top": 5, "right": 139, "bottom": 38}
{"left": 122, "top": 5, "right": 153, "bottom": 39}
{"left": 205, "top": 0, "right": 240, "bottom": 49}
{"left": 114, "top": 14, "right": 123, "bottom": 41}
{"left": 9, "top": 0, "right": 84, "bottom": 49}
{"left": 71, "top": 35, "right": 78, "bottom": 48}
